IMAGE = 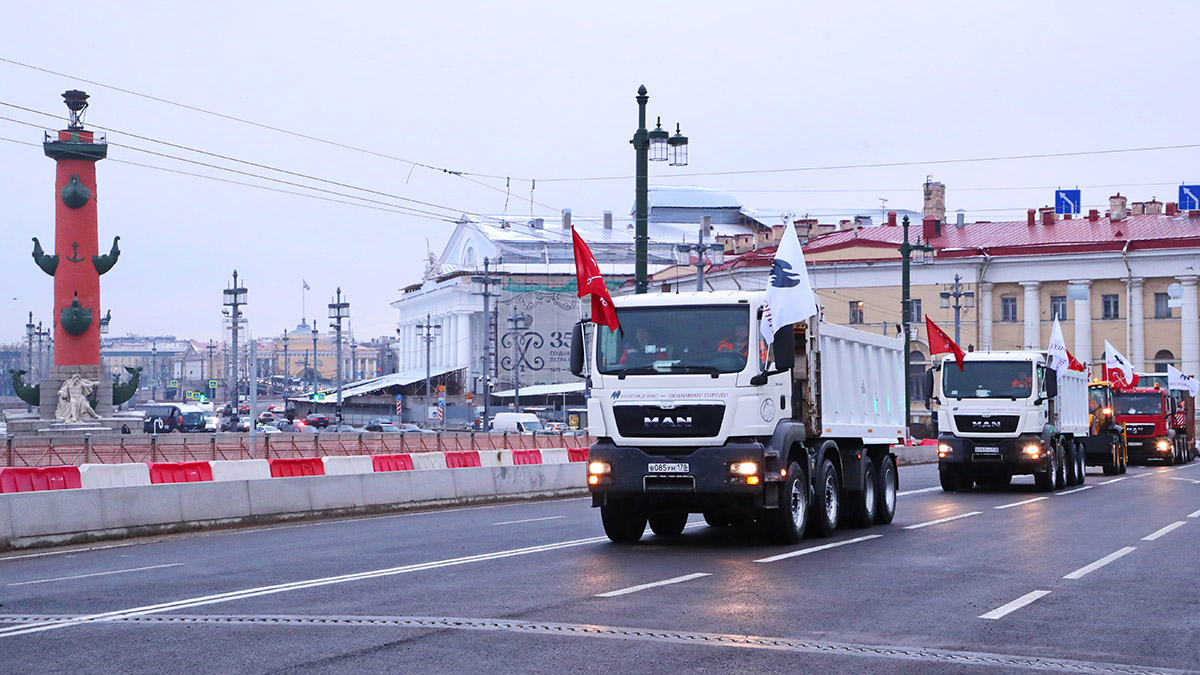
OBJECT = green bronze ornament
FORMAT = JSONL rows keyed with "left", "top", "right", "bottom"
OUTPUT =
{"left": 9, "top": 369, "right": 40, "bottom": 407}
{"left": 112, "top": 366, "right": 142, "bottom": 406}
{"left": 60, "top": 298, "right": 93, "bottom": 335}
{"left": 93, "top": 236, "right": 121, "bottom": 275}
{"left": 60, "top": 174, "right": 91, "bottom": 209}
{"left": 31, "top": 237, "right": 59, "bottom": 276}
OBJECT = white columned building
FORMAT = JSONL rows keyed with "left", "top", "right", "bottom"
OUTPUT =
{"left": 1129, "top": 277, "right": 1146, "bottom": 371}
{"left": 1071, "top": 279, "right": 1092, "bottom": 365}
{"left": 1020, "top": 281, "right": 1041, "bottom": 350}
{"left": 978, "top": 281, "right": 994, "bottom": 351}
{"left": 1180, "top": 275, "right": 1199, "bottom": 378}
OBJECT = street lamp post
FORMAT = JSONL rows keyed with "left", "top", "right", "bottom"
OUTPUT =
{"left": 281, "top": 331, "right": 290, "bottom": 396}
{"left": 206, "top": 340, "right": 216, "bottom": 400}
{"left": 311, "top": 326, "right": 319, "bottom": 397}
{"left": 151, "top": 341, "right": 158, "bottom": 401}
{"left": 328, "top": 288, "right": 350, "bottom": 424}
{"left": 506, "top": 306, "right": 530, "bottom": 414}
{"left": 417, "top": 313, "right": 441, "bottom": 423}
{"left": 674, "top": 217, "right": 725, "bottom": 292}
{"left": 900, "top": 215, "right": 935, "bottom": 427}
{"left": 940, "top": 274, "right": 976, "bottom": 345}
{"left": 24, "top": 312, "right": 35, "bottom": 413}
{"left": 223, "top": 270, "right": 248, "bottom": 429}
{"left": 632, "top": 85, "right": 688, "bottom": 294}
{"left": 471, "top": 256, "right": 502, "bottom": 429}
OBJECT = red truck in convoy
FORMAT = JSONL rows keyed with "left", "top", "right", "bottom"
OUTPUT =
{"left": 1112, "top": 383, "right": 1195, "bottom": 465}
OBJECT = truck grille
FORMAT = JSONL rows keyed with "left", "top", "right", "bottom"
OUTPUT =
{"left": 613, "top": 403, "right": 724, "bottom": 438}
{"left": 1124, "top": 423, "right": 1155, "bottom": 437}
{"left": 954, "top": 415, "right": 1020, "bottom": 434}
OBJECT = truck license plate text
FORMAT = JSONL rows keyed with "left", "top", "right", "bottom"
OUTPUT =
{"left": 648, "top": 463, "right": 689, "bottom": 473}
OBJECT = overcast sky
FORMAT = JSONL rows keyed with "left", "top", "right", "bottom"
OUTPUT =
{"left": 2, "top": 1, "right": 1197, "bottom": 344}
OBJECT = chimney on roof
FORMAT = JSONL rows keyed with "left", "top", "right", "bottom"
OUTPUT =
{"left": 839, "top": 219, "right": 851, "bottom": 231}
{"left": 1088, "top": 209, "right": 1100, "bottom": 221}
{"left": 1040, "top": 208, "right": 1055, "bottom": 226}
{"left": 956, "top": 209, "right": 965, "bottom": 227}
{"left": 1131, "top": 201, "right": 1145, "bottom": 216}
{"left": 854, "top": 215, "right": 872, "bottom": 229}
{"left": 1167, "top": 202, "right": 1179, "bottom": 216}
{"left": 1145, "top": 198, "right": 1163, "bottom": 215}
{"left": 529, "top": 218, "right": 544, "bottom": 230}
{"left": 1027, "top": 209, "right": 1037, "bottom": 227}
{"left": 923, "top": 179, "right": 946, "bottom": 222}
{"left": 887, "top": 211, "right": 897, "bottom": 227}
{"left": 562, "top": 208, "right": 571, "bottom": 230}
{"left": 922, "top": 215, "right": 941, "bottom": 241}
{"left": 1110, "top": 194, "right": 1127, "bottom": 221}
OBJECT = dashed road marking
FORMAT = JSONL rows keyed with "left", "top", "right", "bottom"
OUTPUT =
{"left": 754, "top": 535, "right": 883, "bottom": 563}
{"left": 1063, "top": 547, "right": 1137, "bottom": 579}
{"left": 1188, "top": 508, "right": 1200, "bottom": 519}
{"left": 1100, "top": 477, "right": 1128, "bottom": 485}
{"left": 995, "top": 497, "right": 1048, "bottom": 510}
{"left": 595, "top": 573, "right": 711, "bottom": 597}
{"left": 897, "top": 486, "right": 941, "bottom": 496}
{"left": 979, "top": 590, "right": 1051, "bottom": 620}
{"left": 1169, "top": 477, "right": 1200, "bottom": 485}
{"left": 493, "top": 516, "right": 566, "bottom": 525}
{"left": 1055, "top": 486, "right": 1094, "bottom": 496}
{"left": 1142, "top": 521, "right": 1187, "bottom": 541}
{"left": 903, "top": 511, "right": 982, "bottom": 530}
{"left": 7, "top": 563, "right": 185, "bottom": 587}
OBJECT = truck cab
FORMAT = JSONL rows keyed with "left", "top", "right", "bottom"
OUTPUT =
{"left": 934, "top": 351, "right": 1088, "bottom": 491}
{"left": 573, "top": 291, "right": 905, "bottom": 544}
{"left": 1113, "top": 386, "right": 1185, "bottom": 464}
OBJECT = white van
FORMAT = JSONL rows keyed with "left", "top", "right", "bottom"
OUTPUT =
{"left": 490, "top": 412, "right": 544, "bottom": 434}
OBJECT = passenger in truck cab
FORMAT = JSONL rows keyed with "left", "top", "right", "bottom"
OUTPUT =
{"left": 717, "top": 323, "right": 769, "bottom": 364}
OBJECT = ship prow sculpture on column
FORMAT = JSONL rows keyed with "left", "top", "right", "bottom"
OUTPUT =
{"left": 6, "top": 90, "right": 140, "bottom": 436}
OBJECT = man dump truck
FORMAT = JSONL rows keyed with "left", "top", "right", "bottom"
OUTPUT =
{"left": 1113, "top": 382, "right": 1195, "bottom": 465}
{"left": 932, "top": 351, "right": 1089, "bottom": 492}
{"left": 571, "top": 291, "right": 906, "bottom": 544}
{"left": 1130, "top": 374, "right": 1196, "bottom": 464}
{"left": 1084, "top": 380, "right": 1127, "bottom": 475}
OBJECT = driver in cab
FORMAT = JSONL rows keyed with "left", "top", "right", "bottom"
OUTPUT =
{"left": 717, "top": 323, "right": 768, "bottom": 363}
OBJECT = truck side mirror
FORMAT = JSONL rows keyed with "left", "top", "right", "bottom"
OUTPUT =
{"left": 569, "top": 322, "right": 585, "bottom": 377}
{"left": 924, "top": 368, "right": 935, "bottom": 404}
{"left": 772, "top": 326, "right": 795, "bottom": 371}
{"left": 1045, "top": 370, "right": 1058, "bottom": 398}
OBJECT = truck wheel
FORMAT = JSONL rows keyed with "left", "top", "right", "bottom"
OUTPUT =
{"left": 1035, "top": 448, "right": 1056, "bottom": 492}
{"left": 765, "top": 461, "right": 808, "bottom": 544}
{"left": 847, "top": 458, "right": 877, "bottom": 528}
{"left": 1102, "top": 462, "right": 1119, "bottom": 476}
{"left": 703, "top": 512, "right": 731, "bottom": 528}
{"left": 1064, "top": 441, "right": 1079, "bottom": 487}
{"left": 1075, "top": 441, "right": 1086, "bottom": 485}
{"left": 810, "top": 457, "right": 841, "bottom": 537}
{"left": 648, "top": 512, "right": 688, "bottom": 537}
{"left": 601, "top": 503, "right": 647, "bottom": 543}
{"left": 939, "top": 465, "right": 960, "bottom": 492}
{"left": 1119, "top": 449, "right": 1128, "bottom": 473}
{"left": 875, "top": 455, "right": 898, "bottom": 525}
{"left": 1054, "top": 444, "right": 1067, "bottom": 490}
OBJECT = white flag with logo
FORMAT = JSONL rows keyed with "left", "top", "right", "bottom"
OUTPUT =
{"left": 760, "top": 219, "right": 819, "bottom": 344}
{"left": 1047, "top": 318, "right": 1070, "bottom": 375}
{"left": 1104, "top": 339, "right": 1135, "bottom": 387}
{"left": 1168, "top": 364, "right": 1199, "bottom": 397}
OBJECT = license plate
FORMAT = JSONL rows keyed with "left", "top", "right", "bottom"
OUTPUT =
{"left": 974, "top": 446, "right": 1000, "bottom": 453}
{"left": 648, "top": 463, "right": 689, "bottom": 473}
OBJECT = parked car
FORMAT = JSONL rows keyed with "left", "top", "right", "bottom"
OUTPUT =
{"left": 395, "top": 423, "right": 436, "bottom": 433}
{"left": 204, "top": 414, "right": 219, "bottom": 432}
{"left": 544, "top": 422, "right": 566, "bottom": 433}
{"left": 305, "top": 413, "right": 330, "bottom": 428}
{"left": 367, "top": 422, "right": 402, "bottom": 433}
{"left": 327, "top": 424, "right": 360, "bottom": 433}
{"left": 142, "top": 405, "right": 183, "bottom": 433}
{"left": 490, "top": 412, "right": 544, "bottom": 434}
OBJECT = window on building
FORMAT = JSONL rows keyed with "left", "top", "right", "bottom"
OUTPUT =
{"left": 848, "top": 301, "right": 864, "bottom": 324}
{"left": 1001, "top": 296, "right": 1018, "bottom": 322}
{"left": 908, "top": 350, "right": 929, "bottom": 402}
{"left": 1050, "top": 295, "right": 1067, "bottom": 320}
{"left": 1102, "top": 294, "right": 1120, "bottom": 320}
{"left": 1154, "top": 292, "right": 1172, "bottom": 319}
{"left": 1154, "top": 349, "right": 1175, "bottom": 374}
{"left": 907, "top": 298, "right": 922, "bottom": 323}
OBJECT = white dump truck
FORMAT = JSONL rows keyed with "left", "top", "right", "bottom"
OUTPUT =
{"left": 569, "top": 291, "right": 907, "bottom": 544}
{"left": 931, "top": 351, "right": 1089, "bottom": 491}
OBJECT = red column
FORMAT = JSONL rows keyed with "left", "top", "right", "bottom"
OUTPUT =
{"left": 51, "top": 130, "right": 102, "bottom": 367}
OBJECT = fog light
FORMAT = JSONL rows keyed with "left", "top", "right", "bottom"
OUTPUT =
{"left": 938, "top": 443, "right": 951, "bottom": 458}
{"left": 1157, "top": 439, "right": 1170, "bottom": 451}
{"left": 588, "top": 462, "right": 611, "bottom": 475}
{"left": 587, "top": 475, "right": 599, "bottom": 485}
{"left": 747, "top": 476, "right": 760, "bottom": 485}
{"left": 730, "top": 461, "right": 759, "bottom": 476}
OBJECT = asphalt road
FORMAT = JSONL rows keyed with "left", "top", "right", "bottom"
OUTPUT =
{"left": 1, "top": 462, "right": 1198, "bottom": 674}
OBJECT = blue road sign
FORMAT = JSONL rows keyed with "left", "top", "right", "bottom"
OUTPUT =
{"left": 1055, "top": 189, "right": 1081, "bottom": 215}
{"left": 1179, "top": 185, "right": 1200, "bottom": 211}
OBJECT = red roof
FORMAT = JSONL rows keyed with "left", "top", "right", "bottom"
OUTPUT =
{"left": 713, "top": 212, "right": 1200, "bottom": 270}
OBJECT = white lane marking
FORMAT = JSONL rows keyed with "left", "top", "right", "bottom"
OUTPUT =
{"left": 754, "top": 535, "right": 883, "bottom": 563}
{"left": 979, "top": 590, "right": 1051, "bottom": 620}
{"left": 1100, "top": 477, "right": 1128, "bottom": 485}
{"left": 1142, "top": 521, "right": 1188, "bottom": 541}
{"left": 595, "top": 573, "right": 711, "bottom": 598}
{"left": 1188, "top": 508, "right": 1200, "bottom": 519}
{"left": 903, "top": 511, "right": 982, "bottom": 530}
{"left": 898, "top": 486, "right": 941, "bottom": 496}
{"left": 994, "top": 497, "right": 1048, "bottom": 510}
{"left": 1170, "top": 477, "right": 1200, "bottom": 485}
{"left": 0, "top": 534, "right": 611, "bottom": 638}
{"left": 7, "top": 563, "right": 185, "bottom": 587}
{"left": 1063, "top": 547, "right": 1137, "bottom": 579}
{"left": 0, "top": 541, "right": 145, "bottom": 562}
{"left": 493, "top": 516, "right": 566, "bottom": 526}
{"left": 1055, "top": 486, "right": 1094, "bottom": 496}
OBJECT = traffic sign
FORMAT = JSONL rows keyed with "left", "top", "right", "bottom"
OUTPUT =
{"left": 169, "top": 379, "right": 179, "bottom": 389}
{"left": 1179, "top": 185, "right": 1200, "bottom": 211}
{"left": 316, "top": 392, "right": 327, "bottom": 402}
{"left": 208, "top": 379, "right": 218, "bottom": 389}
{"left": 185, "top": 391, "right": 195, "bottom": 400}
{"left": 395, "top": 394, "right": 403, "bottom": 414}
{"left": 1055, "top": 189, "right": 1081, "bottom": 215}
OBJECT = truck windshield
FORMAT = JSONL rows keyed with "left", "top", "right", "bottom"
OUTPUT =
{"left": 943, "top": 361, "right": 1035, "bottom": 399}
{"left": 596, "top": 306, "right": 756, "bottom": 375}
{"left": 1113, "top": 392, "right": 1163, "bottom": 415}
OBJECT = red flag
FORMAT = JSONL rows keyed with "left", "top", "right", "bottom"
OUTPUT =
{"left": 1066, "top": 350, "right": 1086, "bottom": 372}
{"left": 572, "top": 228, "right": 620, "bottom": 332}
{"left": 925, "top": 317, "right": 965, "bottom": 370}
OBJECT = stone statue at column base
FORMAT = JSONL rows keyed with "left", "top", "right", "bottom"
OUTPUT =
{"left": 56, "top": 373, "right": 102, "bottom": 424}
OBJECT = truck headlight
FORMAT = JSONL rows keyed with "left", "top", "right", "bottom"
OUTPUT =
{"left": 730, "top": 461, "right": 758, "bottom": 476}
{"left": 938, "top": 443, "right": 952, "bottom": 458}
{"left": 1157, "top": 439, "right": 1170, "bottom": 451}
{"left": 1023, "top": 444, "right": 1041, "bottom": 459}
{"left": 587, "top": 462, "right": 611, "bottom": 475}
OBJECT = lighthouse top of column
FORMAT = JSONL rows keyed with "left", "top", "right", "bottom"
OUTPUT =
{"left": 43, "top": 90, "right": 108, "bottom": 161}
